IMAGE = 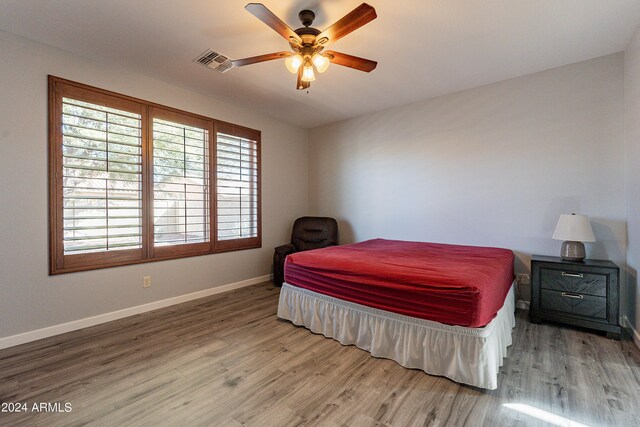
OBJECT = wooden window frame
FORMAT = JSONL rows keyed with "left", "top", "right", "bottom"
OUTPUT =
{"left": 49, "top": 76, "right": 262, "bottom": 274}
{"left": 215, "top": 123, "right": 262, "bottom": 253}
{"left": 149, "top": 107, "right": 214, "bottom": 260}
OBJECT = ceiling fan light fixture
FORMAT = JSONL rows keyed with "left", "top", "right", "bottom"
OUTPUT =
{"left": 312, "top": 53, "right": 330, "bottom": 73}
{"left": 285, "top": 54, "right": 303, "bottom": 73}
{"left": 301, "top": 60, "right": 316, "bottom": 82}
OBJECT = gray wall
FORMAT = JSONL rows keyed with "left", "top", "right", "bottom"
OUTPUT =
{"left": 309, "top": 54, "right": 626, "bottom": 304}
{"left": 0, "top": 31, "right": 310, "bottom": 339}
{"left": 625, "top": 25, "right": 640, "bottom": 335}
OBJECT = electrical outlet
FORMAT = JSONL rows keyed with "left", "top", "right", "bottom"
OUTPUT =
{"left": 515, "top": 273, "right": 530, "bottom": 285}
{"left": 143, "top": 276, "right": 151, "bottom": 288}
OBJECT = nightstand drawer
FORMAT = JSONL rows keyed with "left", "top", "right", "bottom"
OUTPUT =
{"left": 540, "top": 289, "right": 607, "bottom": 319}
{"left": 540, "top": 268, "right": 606, "bottom": 297}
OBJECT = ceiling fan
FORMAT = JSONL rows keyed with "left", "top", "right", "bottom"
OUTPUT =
{"left": 232, "top": 3, "right": 378, "bottom": 90}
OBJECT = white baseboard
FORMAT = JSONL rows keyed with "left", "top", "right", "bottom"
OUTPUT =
{"left": 0, "top": 274, "right": 272, "bottom": 350}
{"left": 516, "top": 299, "right": 530, "bottom": 310}
{"left": 622, "top": 316, "right": 640, "bottom": 350}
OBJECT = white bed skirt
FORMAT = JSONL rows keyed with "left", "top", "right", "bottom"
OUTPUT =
{"left": 277, "top": 282, "right": 516, "bottom": 390}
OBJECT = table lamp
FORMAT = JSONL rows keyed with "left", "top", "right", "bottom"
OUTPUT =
{"left": 552, "top": 213, "right": 596, "bottom": 261}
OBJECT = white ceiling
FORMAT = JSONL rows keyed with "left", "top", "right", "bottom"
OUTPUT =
{"left": 1, "top": 0, "right": 640, "bottom": 128}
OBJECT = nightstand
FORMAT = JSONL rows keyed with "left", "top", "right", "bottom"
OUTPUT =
{"left": 530, "top": 255, "right": 621, "bottom": 339}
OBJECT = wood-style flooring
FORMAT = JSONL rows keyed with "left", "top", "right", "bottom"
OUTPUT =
{"left": 1, "top": 282, "right": 639, "bottom": 426}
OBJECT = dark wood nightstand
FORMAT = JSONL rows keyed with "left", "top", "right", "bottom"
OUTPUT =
{"left": 530, "top": 255, "right": 621, "bottom": 339}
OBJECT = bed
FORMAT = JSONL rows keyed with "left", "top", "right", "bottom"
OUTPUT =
{"left": 277, "top": 238, "right": 516, "bottom": 389}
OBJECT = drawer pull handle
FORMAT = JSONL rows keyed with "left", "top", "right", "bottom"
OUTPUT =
{"left": 561, "top": 292, "right": 584, "bottom": 300}
{"left": 561, "top": 272, "right": 584, "bottom": 278}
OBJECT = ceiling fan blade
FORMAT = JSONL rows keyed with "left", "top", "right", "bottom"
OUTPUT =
{"left": 245, "top": 3, "right": 302, "bottom": 44}
{"left": 232, "top": 51, "right": 291, "bottom": 67}
{"left": 297, "top": 66, "right": 310, "bottom": 90}
{"left": 325, "top": 51, "right": 377, "bottom": 72}
{"left": 316, "top": 3, "right": 377, "bottom": 45}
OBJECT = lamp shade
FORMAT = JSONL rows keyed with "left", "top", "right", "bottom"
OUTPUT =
{"left": 312, "top": 53, "right": 330, "bottom": 73}
{"left": 301, "top": 61, "right": 316, "bottom": 82}
{"left": 285, "top": 54, "right": 303, "bottom": 73}
{"left": 552, "top": 214, "right": 596, "bottom": 242}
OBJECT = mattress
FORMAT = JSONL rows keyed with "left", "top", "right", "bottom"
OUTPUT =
{"left": 284, "top": 238, "right": 515, "bottom": 327}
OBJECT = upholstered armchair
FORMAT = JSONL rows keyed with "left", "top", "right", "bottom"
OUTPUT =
{"left": 273, "top": 217, "right": 338, "bottom": 286}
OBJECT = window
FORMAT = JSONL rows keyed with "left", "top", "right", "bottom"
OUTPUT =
{"left": 49, "top": 77, "right": 261, "bottom": 274}
{"left": 61, "top": 97, "right": 143, "bottom": 255}
{"left": 216, "top": 124, "right": 261, "bottom": 252}
{"left": 150, "top": 109, "right": 213, "bottom": 259}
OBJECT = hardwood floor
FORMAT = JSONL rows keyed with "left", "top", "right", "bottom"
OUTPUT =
{"left": 1, "top": 282, "right": 639, "bottom": 426}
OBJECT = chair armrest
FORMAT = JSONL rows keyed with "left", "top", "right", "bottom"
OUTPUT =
{"left": 273, "top": 243, "right": 296, "bottom": 286}
{"left": 274, "top": 243, "right": 296, "bottom": 256}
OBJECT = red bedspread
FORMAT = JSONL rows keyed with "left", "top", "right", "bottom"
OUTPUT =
{"left": 284, "top": 239, "right": 514, "bottom": 327}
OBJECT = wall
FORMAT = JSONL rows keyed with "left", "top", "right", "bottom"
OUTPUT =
{"left": 625, "top": 24, "right": 640, "bottom": 343}
{"left": 0, "top": 31, "right": 309, "bottom": 340}
{"left": 309, "top": 54, "right": 626, "bottom": 304}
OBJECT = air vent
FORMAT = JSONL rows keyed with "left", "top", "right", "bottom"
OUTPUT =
{"left": 194, "top": 49, "right": 233, "bottom": 73}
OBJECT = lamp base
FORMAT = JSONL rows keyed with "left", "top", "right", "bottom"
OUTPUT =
{"left": 560, "top": 241, "right": 586, "bottom": 261}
